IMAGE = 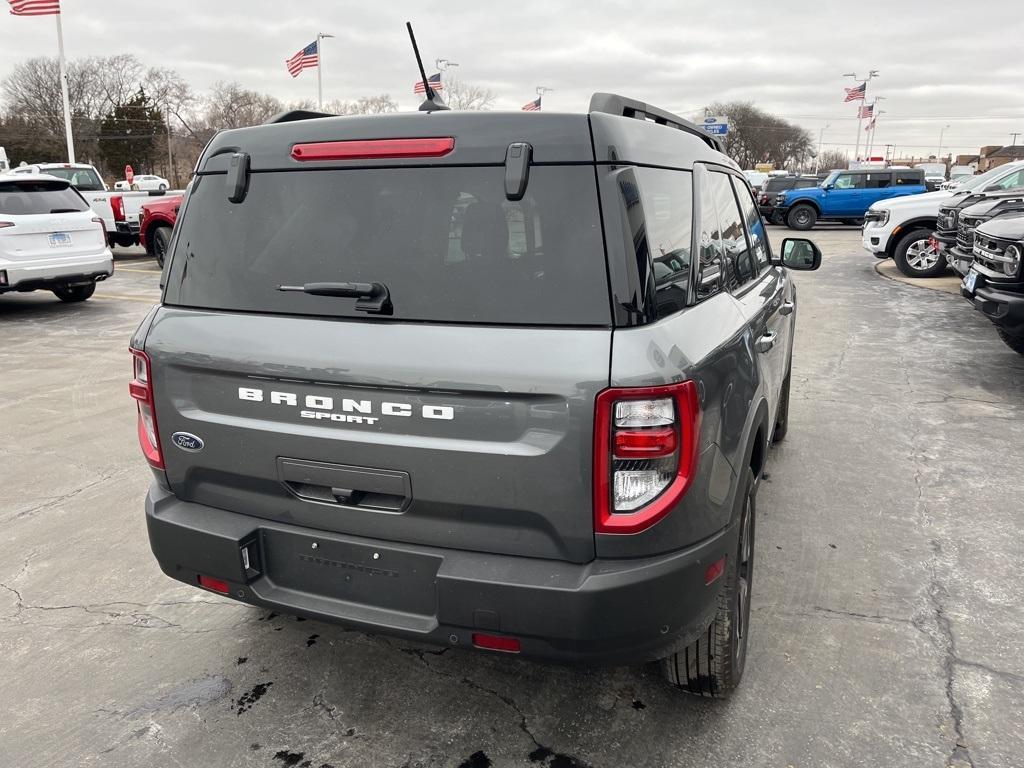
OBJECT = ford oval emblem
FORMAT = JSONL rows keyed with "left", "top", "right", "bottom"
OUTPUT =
{"left": 171, "top": 432, "right": 204, "bottom": 452}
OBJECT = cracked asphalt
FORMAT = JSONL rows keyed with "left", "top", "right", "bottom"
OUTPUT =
{"left": 1, "top": 230, "right": 1022, "bottom": 768}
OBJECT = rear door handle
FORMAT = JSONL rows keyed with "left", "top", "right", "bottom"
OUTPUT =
{"left": 755, "top": 331, "right": 777, "bottom": 353}
{"left": 779, "top": 301, "right": 795, "bottom": 316}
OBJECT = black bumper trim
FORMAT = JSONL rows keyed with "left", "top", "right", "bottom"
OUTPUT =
{"left": 146, "top": 484, "right": 733, "bottom": 666}
{"left": 0, "top": 269, "right": 111, "bottom": 294}
{"left": 964, "top": 281, "right": 1024, "bottom": 333}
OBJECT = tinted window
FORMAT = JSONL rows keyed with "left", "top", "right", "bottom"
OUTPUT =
{"left": 864, "top": 172, "right": 892, "bottom": 189}
{"left": 794, "top": 178, "right": 818, "bottom": 189}
{"left": 832, "top": 173, "right": 865, "bottom": 190}
{"left": 731, "top": 177, "right": 771, "bottom": 272}
{"left": 639, "top": 170, "right": 693, "bottom": 319}
{"left": 710, "top": 172, "right": 755, "bottom": 290}
{"left": 696, "top": 173, "right": 725, "bottom": 301}
{"left": 895, "top": 171, "right": 923, "bottom": 186}
{"left": 36, "top": 167, "right": 105, "bottom": 191}
{"left": 164, "top": 166, "right": 610, "bottom": 326}
{"left": 0, "top": 180, "right": 90, "bottom": 215}
{"left": 763, "top": 178, "right": 797, "bottom": 194}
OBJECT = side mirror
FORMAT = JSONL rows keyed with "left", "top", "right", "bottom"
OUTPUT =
{"left": 780, "top": 238, "right": 822, "bottom": 271}
{"left": 822, "top": 183, "right": 833, "bottom": 191}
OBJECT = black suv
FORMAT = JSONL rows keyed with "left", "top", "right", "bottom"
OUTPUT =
{"left": 942, "top": 189, "right": 1024, "bottom": 276}
{"left": 132, "top": 93, "right": 821, "bottom": 698}
{"left": 757, "top": 175, "right": 819, "bottom": 224}
{"left": 963, "top": 213, "right": 1024, "bottom": 353}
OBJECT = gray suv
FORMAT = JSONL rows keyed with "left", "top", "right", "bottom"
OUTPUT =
{"left": 131, "top": 93, "right": 820, "bottom": 697}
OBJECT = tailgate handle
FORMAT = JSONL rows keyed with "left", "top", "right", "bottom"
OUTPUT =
{"left": 278, "top": 458, "right": 411, "bottom": 512}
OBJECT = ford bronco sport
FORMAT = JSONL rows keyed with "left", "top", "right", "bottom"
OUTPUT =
{"left": 131, "top": 93, "right": 821, "bottom": 697}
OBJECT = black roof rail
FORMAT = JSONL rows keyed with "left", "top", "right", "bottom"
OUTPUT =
{"left": 264, "top": 109, "right": 336, "bottom": 125}
{"left": 588, "top": 93, "right": 724, "bottom": 153}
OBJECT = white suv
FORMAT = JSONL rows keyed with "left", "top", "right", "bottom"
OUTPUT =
{"left": 862, "top": 161, "right": 1024, "bottom": 278}
{"left": 0, "top": 174, "right": 113, "bottom": 302}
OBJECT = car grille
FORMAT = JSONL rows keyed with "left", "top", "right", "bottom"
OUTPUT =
{"left": 956, "top": 215, "right": 984, "bottom": 250}
{"left": 972, "top": 235, "right": 1013, "bottom": 273}
{"left": 936, "top": 208, "right": 958, "bottom": 236}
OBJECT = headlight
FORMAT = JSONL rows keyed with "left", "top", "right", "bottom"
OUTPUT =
{"left": 1005, "top": 244, "right": 1021, "bottom": 277}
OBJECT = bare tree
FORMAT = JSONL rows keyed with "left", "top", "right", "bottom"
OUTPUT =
{"left": 203, "top": 81, "right": 283, "bottom": 130}
{"left": 704, "top": 101, "right": 813, "bottom": 170}
{"left": 324, "top": 94, "right": 399, "bottom": 115}
{"left": 815, "top": 149, "right": 849, "bottom": 173}
{"left": 443, "top": 77, "right": 496, "bottom": 111}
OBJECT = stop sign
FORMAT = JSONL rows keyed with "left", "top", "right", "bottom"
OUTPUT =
{"left": 125, "top": 165, "right": 134, "bottom": 184}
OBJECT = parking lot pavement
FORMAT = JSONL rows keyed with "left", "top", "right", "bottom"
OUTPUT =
{"left": 1, "top": 227, "right": 1022, "bottom": 768}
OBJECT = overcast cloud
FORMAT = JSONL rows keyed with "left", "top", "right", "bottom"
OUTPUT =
{"left": 2, "top": 0, "right": 1023, "bottom": 158}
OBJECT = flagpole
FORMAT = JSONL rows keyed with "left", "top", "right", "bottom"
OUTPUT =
{"left": 316, "top": 33, "right": 323, "bottom": 110}
{"left": 54, "top": 10, "right": 75, "bottom": 163}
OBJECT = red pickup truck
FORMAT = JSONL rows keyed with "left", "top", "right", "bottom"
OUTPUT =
{"left": 139, "top": 195, "right": 182, "bottom": 266}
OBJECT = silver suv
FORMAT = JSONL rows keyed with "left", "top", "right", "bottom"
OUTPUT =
{"left": 131, "top": 94, "right": 821, "bottom": 697}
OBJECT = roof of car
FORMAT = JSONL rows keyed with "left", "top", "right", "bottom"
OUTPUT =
{"left": 197, "top": 97, "right": 734, "bottom": 175}
{"left": 0, "top": 172, "right": 71, "bottom": 186}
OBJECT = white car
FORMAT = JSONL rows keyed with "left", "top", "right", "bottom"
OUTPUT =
{"left": 862, "top": 160, "right": 1024, "bottom": 277}
{"left": 131, "top": 174, "right": 170, "bottom": 191}
{"left": 0, "top": 174, "right": 113, "bottom": 302}
{"left": 7, "top": 162, "right": 107, "bottom": 191}
{"left": 114, "top": 180, "right": 132, "bottom": 191}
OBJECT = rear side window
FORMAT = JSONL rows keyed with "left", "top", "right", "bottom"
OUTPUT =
{"left": 631, "top": 169, "right": 693, "bottom": 319}
{"left": 164, "top": 166, "right": 610, "bottom": 326}
{"left": 865, "top": 173, "right": 892, "bottom": 189}
{"left": 895, "top": 171, "right": 923, "bottom": 186}
{"left": 0, "top": 181, "right": 90, "bottom": 215}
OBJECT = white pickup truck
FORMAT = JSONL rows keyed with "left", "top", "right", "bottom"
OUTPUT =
{"left": 862, "top": 160, "right": 1024, "bottom": 277}
{"left": 5, "top": 162, "right": 183, "bottom": 248}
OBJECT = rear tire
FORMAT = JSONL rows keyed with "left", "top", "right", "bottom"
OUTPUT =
{"left": 893, "top": 228, "right": 945, "bottom": 278}
{"left": 52, "top": 282, "right": 96, "bottom": 302}
{"left": 996, "top": 328, "right": 1024, "bottom": 355}
{"left": 660, "top": 469, "right": 756, "bottom": 698}
{"left": 151, "top": 225, "right": 172, "bottom": 267}
{"left": 158, "top": 183, "right": 167, "bottom": 191}
{"left": 773, "top": 368, "right": 791, "bottom": 442}
{"left": 786, "top": 204, "right": 817, "bottom": 231}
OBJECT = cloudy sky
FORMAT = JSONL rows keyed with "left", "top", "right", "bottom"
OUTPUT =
{"left": 2, "top": 0, "right": 1023, "bottom": 159}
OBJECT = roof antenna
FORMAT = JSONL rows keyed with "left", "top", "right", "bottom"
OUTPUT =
{"left": 407, "top": 22, "right": 449, "bottom": 112}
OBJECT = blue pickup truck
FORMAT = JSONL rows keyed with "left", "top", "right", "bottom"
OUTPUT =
{"left": 777, "top": 168, "right": 927, "bottom": 230}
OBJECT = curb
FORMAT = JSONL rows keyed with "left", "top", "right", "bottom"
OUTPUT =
{"left": 874, "top": 260, "right": 962, "bottom": 296}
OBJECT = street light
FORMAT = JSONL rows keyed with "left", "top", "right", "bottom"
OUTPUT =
{"left": 435, "top": 58, "right": 459, "bottom": 71}
{"left": 814, "top": 123, "right": 830, "bottom": 175}
{"left": 536, "top": 86, "right": 554, "bottom": 97}
{"left": 937, "top": 124, "right": 951, "bottom": 161}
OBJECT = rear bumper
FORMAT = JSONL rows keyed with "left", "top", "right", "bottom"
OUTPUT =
{"left": 964, "top": 277, "right": 1024, "bottom": 334}
{"left": 0, "top": 252, "right": 113, "bottom": 292}
{"left": 146, "top": 484, "right": 733, "bottom": 666}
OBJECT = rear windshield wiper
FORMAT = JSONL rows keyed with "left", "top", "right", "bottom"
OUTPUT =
{"left": 50, "top": 208, "right": 83, "bottom": 213}
{"left": 277, "top": 281, "right": 393, "bottom": 315}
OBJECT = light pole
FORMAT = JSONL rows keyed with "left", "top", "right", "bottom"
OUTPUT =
{"left": 316, "top": 32, "right": 334, "bottom": 110}
{"left": 937, "top": 123, "right": 950, "bottom": 162}
{"left": 814, "top": 123, "right": 830, "bottom": 175}
{"left": 435, "top": 58, "right": 459, "bottom": 72}
{"left": 843, "top": 69, "right": 879, "bottom": 164}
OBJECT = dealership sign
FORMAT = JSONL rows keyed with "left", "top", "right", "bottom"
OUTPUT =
{"left": 700, "top": 116, "right": 729, "bottom": 136}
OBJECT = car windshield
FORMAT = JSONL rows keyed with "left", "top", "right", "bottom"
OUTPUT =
{"left": 958, "top": 164, "right": 1021, "bottom": 192}
{"left": 37, "top": 166, "right": 105, "bottom": 191}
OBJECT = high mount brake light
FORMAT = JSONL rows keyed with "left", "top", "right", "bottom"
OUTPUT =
{"left": 594, "top": 381, "right": 701, "bottom": 535}
{"left": 291, "top": 137, "right": 455, "bottom": 162}
{"left": 129, "top": 348, "right": 164, "bottom": 470}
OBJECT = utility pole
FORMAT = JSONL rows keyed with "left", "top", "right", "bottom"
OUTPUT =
{"left": 316, "top": 32, "right": 334, "bottom": 110}
{"left": 843, "top": 70, "right": 879, "bottom": 165}
{"left": 814, "top": 123, "right": 830, "bottom": 175}
{"left": 1011, "top": 132, "right": 1021, "bottom": 146}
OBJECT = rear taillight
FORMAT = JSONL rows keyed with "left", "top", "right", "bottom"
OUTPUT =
{"left": 111, "top": 195, "right": 125, "bottom": 222}
{"left": 129, "top": 348, "right": 164, "bottom": 469}
{"left": 594, "top": 381, "right": 701, "bottom": 534}
{"left": 92, "top": 216, "right": 105, "bottom": 241}
{"left": 0, "top": 221, "right": 14, "bottom": 229}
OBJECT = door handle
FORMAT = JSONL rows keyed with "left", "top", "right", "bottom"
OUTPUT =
{"left": 755, "top": 331, "right": 777, "bottom": 353}
{"left": 779, "top": 301, "right": 795, "bottom": 316}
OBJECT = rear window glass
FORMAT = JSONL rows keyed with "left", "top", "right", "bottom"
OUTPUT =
{"left": 35, "top": 167, "right": 105, "bottom": 191}
{"left": 164, "top": 166, "right": 610, "bottom": 326}
{"left": 0, "top": 181, "right": 90, "bottom": 215}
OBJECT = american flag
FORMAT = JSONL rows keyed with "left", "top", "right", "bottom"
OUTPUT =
{"left": 8, "top": 0, "right": 60, "bottom": 15}
{"left": 286, "top": 41, "right": 318, "bottom": 78}
{"left": 858, "top": 103, "right": 874, "bottom": 119}
{"left": 867, "top": 116, "right": 877, "bottom": 131}
{"left": 521, "top": 97, "right": 541, "bottom": 112}
{"left": 844, "top": 82, "right": 866, "bottom": 102}
{"left": 414, "top": 73, "right": 443, "bottom": 94}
